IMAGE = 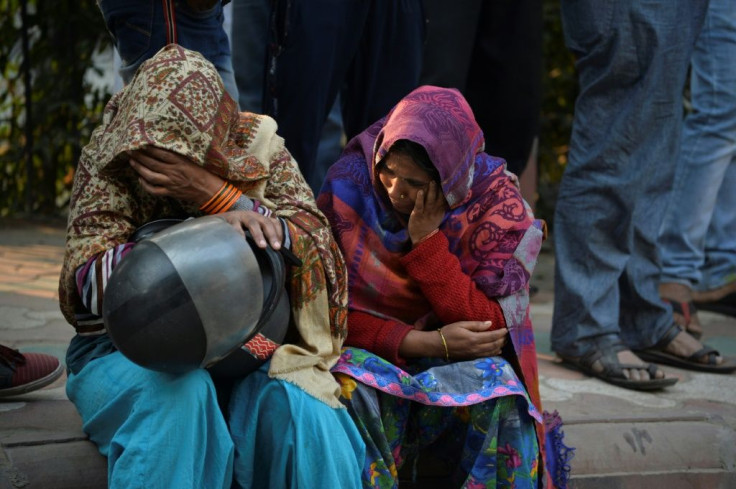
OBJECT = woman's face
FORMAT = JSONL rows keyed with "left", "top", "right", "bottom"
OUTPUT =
{"left": 378, "top": 152, "right": 434, "bottom": 215}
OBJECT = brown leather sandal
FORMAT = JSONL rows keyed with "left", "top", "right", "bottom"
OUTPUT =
{"left": 558, "top": 342, "right": 678, "bottom": 391}
{"left": 634, "top": 324, "right": 736, "bottom": 373}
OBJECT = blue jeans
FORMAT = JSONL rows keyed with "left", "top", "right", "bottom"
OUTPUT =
{"left": 67, "top": 351, "right": 365, "bottom": 489}
{"left": 659, "top": 0, "right": 736, "bottom": 292}
{"left": 97, "top": 0, "right": 239, "bottom": 104}
{"left": 551, "top": 0, "right": 709, "bottom": 357}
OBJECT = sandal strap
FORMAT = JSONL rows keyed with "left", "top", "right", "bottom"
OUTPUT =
{"left": 688, "top": 346, "right": 720, "bottom": 365}
{"left": 645, "top": 363, "right": 660, "bottom": 379}
{"left": 653, "top": 325, "right": 722, "bottom": 365}
{"left": 654, "top": 323, "right": 683, "bottom": 350}
{"left": 581, "top": 346, "right": 656, "bottom": 380}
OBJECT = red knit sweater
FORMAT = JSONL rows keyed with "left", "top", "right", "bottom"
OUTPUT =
{"left": 345, "top": 231, "right": 507, "bottom": 365}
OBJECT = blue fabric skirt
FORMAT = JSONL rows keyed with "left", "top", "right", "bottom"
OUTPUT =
{"left": 67, "top": 345, "right": 365, "bottom": 489}
{"left": 229, "top": 361, "right": 365, "bottom": 489}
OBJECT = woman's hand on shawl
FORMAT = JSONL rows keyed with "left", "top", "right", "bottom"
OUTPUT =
{"left": 218, "top": 210, "right": 283, "bottom": 250}
{"left": 408, "top": 181, "right": 448, "bottom": 245}
{"left": 128, "top": 147, "right": 224, "bottom": 206}
{"left": 441, "top": 321, "right": 508, "bottom": 360}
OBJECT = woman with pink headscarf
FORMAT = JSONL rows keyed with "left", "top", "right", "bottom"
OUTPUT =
{"left": 318, "top": 86, "right": 571, "bottom": 488}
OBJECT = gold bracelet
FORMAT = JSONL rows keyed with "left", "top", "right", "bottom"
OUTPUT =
{"left": 437, "top": 327, "right": 450, "bottom": 362}
{"left": 413, "top": 228, "right": 440, "bottom": 247}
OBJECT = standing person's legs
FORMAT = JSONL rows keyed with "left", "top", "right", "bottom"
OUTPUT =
{"left": 230, "top": 0, "right": 270, "bottom": 112}
{"left": 699, "top": 162, "right": 736, "bottom": 294}
{"left": 97, "top": 0, "right": 167, "bottom": 83}
{"left": 263, "top": 0, "right": 368, "bottom": 190}
{"left": 237, "top": 0, "right": 347, "bottom": 194}
{"left": 313, "top": 98, "right": 346, "bottom": 194}
{"left": 340, "top": 0, "right": 425, "bottom": 140}
{"left": 419, "top": 0, "right": 482, "bottom": 90}
{"left": 659, "top": 0, "right": 736, "bottom": 325}
{"left": 465, "top": 0, "right": 543, "bottom": 177}
{"left": 552, "top": 0, "right": 707, "bottom": 384}
{"left": 174, "top": 1, "right": 239, "bottom": 103}
{"left": 617, "top": 0, "right": 708, "bottom": 350}
{"left": 553, "top": 0, "right": 646, "bottom": 358}
{"left": 97, "top": 0, "right": 238, "bottom": 102}
{"left": 694, "top": 156, "right": 736, "bottom": 316}
{"left": 66, "top": 351, "right": 233, "bottom": 489}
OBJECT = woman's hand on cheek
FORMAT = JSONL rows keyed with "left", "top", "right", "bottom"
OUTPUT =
{"left": 408, "top": 181, "right": 447, "bottom": 244}
{"left": 129, "top": 147, "right": 223, "bottom": 205}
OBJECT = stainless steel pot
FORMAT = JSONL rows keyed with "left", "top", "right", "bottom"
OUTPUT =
{"left": 103, "top": 215, "right": 289, "bottom": 376}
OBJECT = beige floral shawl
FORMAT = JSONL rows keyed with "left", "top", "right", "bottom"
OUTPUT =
{"left": 59, "top": 45, "right": 348, "bottom": 408}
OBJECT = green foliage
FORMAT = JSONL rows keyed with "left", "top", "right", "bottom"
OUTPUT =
{"left": 0, "top": 0, "right": 110, "bottom": 217}
{"left": 537, "top": 0, "right": 578, "bottom": 226}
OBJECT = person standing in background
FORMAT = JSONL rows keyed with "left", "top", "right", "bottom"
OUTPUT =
{"left": 551, "top": 0, "right": 735, "bottom": 391}
{"left": 97, "top": 0, "right": 239, "bottom": 103}
{"left": 658, "top": 0, "right": 736, "bottom": 336}
{"left": 229, "top": 0, "right": 346, "bottom": 195}
{"left": 420, "top": 0, "right": 543, "bottom": 179}
{"left": 258, "top": 0, "right": 425, "bottom": 193}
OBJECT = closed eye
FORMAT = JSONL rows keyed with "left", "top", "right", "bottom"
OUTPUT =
{"left": 406, "top": 179, "right": 428, "bottom": 188}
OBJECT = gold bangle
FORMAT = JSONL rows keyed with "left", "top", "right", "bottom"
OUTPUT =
{"left": 437, "top": 327, "right": 450, "bottom": 362}
{"left": 413, "top": 228, "right": 440, "bottom": 247}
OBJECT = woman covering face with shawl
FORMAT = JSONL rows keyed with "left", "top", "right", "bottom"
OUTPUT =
{"left": 317, "top": 86, "right": 571, "bottom": 489}
{"left": 58, "top": 45, "right": 364, "bottom": 489}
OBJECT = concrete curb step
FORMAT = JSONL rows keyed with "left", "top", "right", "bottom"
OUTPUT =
{"left": 2, "top": 395, "right": 735, "bottom": 488}
{"left": 0, "top": 400, "right": 106, "bottom": 489}
{"left": 562, "top": 416, "right": 736, "bottom": 489}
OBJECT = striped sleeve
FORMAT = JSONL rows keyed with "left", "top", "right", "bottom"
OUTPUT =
{"left": 75, "top": 242, "right": 135, "bottom": 318}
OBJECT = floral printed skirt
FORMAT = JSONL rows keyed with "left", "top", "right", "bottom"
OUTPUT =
{"left": 332, "top": 347, "right": 542, "bottom": 489}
